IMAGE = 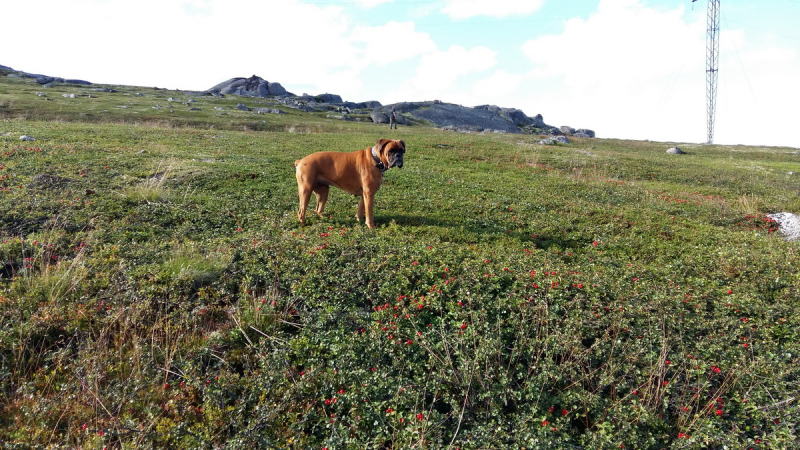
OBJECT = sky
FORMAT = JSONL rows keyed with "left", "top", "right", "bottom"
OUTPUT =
{"left": 2, "top": 0, "right": 800, "bottom": 148}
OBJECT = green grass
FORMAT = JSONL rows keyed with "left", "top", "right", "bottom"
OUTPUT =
{"left": 1, "top": 74, "right": 799, "bottom": 448}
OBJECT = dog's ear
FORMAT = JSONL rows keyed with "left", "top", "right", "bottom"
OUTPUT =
{"left": 398, "top": 140, "right": 405, "bottom": 151}
{"left": 375, "top": 139, "right": 391, "bottom": 154}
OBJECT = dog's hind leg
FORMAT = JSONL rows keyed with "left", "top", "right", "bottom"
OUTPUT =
{"left": 313, "top": 184, "right": 329, "bottom": 217}
{"left": 297, "top": 187, "right": 312, "bottom": 225}
{"left": 296, "top": 173, "right": 313, "bottom": 226}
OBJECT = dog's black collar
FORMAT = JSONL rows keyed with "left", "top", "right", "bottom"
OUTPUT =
{"left": 371, "top": 146, "right": 387, "bottom": 173}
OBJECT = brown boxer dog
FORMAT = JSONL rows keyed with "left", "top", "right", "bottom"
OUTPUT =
{"left": 294, "top": 139, "right": 405, "bottom": 229}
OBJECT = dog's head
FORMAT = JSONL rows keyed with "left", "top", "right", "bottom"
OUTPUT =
{"left": 376, "top": 139, "right": 405, "bottom": 169}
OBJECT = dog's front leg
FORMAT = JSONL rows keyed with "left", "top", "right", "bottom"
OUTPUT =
{"left": 355, "top": 196, "right": 365, "bottom": 223}
{"left": 363, "top": 190, "right": 377, "bottom": 229}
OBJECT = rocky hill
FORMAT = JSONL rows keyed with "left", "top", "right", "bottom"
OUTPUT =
{"left": 204, "top": 75, "right": 587, "bottom": 136}
{"left": 1, "top": 64, "right": 594, "bottom": 137}
{"left": 1, "top": 64, "right": 91, "bottom": 86}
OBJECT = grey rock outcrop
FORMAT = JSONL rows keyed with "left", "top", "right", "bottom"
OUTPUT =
{"left": 373, "top": 101, "right": 539, "bottom": 134}
{"left": 343, "top": 100, "right": 382, "bottom": 109}
{"left": 0, "top": 64, "right": 92, "bottom": 85}
{"left": 316, "top": 93, "right": 343, "bottom": 103}
{"left": 558, "top": 126, "right": 595, "bottom": 138}
{"left": 666, "top": 147, "right": 685, "bottom": 155}
{"left": 206, "top": 75, "right": 291, "bottom": 97}
{"left": 371, "top": 109, "right": 408, "bottom": 126}
{"left": 474, "top": 105, "right": 533, "bottom": 127}
{"left": 530, "top": 114, "right": 546, "bottom": 128}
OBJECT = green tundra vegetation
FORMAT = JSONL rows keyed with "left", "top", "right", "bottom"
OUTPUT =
{"left": 1, "top": 74, "right": 798, "bottom": 448}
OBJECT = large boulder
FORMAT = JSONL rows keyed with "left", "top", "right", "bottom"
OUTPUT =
{"left": 371, "top": 108, "right": 408, "bottom": 125}
{"left": 316, "top": 93, "right": 343, "bottom": 103}
{"left": 341, "top": 100, "right": 382, "bottom": 110}
{"left": 474, "top": 105, "right": 533, "bottom": 127}
{"left": 206, "top": 75, "right": 292, "bottom": 97}
{"left": 530, "top": 114, "right": 546, "bottom": 128}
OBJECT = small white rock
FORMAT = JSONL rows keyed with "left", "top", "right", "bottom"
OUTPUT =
{"left": 19, "top": 135, "right": 36, "bottom": 141}
{"left": 767, "top": 212, "right": 800, "bottom": 241}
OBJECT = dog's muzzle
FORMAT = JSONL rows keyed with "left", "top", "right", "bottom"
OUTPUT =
{"left": 390, "top": 154, "right": 404, "bottom": 168}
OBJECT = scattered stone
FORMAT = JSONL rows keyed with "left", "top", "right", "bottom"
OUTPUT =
{"left": 36, "top": 92, "right": 47, "bottom": 97}
{"left": 326, "top": 113, "right": 351, "bottom": 121}
{"left": 236, "top": 103, "right": 251, "bottom": 111}
{"left": 666, "top": 147, "right": 685, "bottom": 155}
{"left": 19, "top": 135, "right": 36, "bottom": 141}
{"left": 93, "top": 88, "right": 118, "bottom": 93}
{"left": 62, "top": 93, "right": 76, "bottom": 98}
{"left": 167, "top": 97, "right": 179, "bottom": 102}
{"left": 135, "top": 93, "right": 144, "bottom": 97}
{"left": 189, "top": 107, "right": 200, "bottom": 111}
{"left": 767, "top": 212, "right": 800, "bottom": 241}
{"left": 538, "top": 136, "right": 570, "bottom": 145}
{"left": 214, "top": 107, "right": 225, "bottom": 111}
{"left": 253, "top": 108, "right": 285, "bottom": 114}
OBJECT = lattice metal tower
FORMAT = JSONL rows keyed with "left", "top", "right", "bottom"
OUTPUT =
{"left": 705, "top": 0, "right": 720, "bottom": 144}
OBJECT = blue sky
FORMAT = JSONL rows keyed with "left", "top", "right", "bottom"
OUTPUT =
{"left": 2, "top": 0, "right": 800, "bottom": 147}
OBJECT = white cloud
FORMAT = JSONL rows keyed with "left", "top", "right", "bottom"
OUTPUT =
{"left": 515, "top": 0, "right": 800, "bottom": 146}
{"left": 354, "top": 0, "right": 393, "bottom": 7}
{"left": 519, "top": 0, "right": 709, "bottom": 141}
{"left": 472, "top": 70, "right": 525, "bottom": 97}
{"left": 441, "top": 0, "right": 543, "bottom": 19}
{"left": 387, "top": 45, "right": 497, "bottom": 102}
{"left": 0, "top": 0, "right": 434, "bottom": 101}
{"left": 351, "top": 21, "right": 437, "bottom": 68}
